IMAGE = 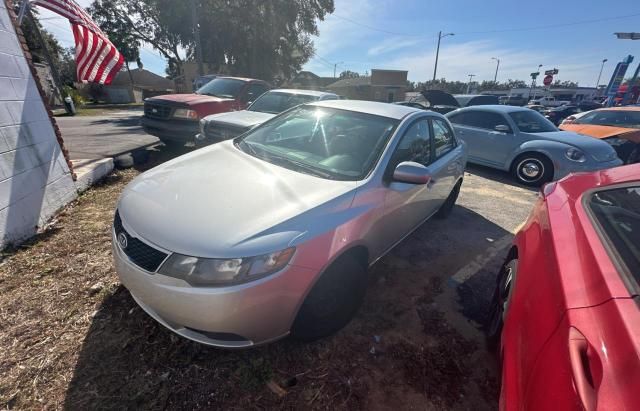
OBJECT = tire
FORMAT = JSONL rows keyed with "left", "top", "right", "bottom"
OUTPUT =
{"left": 291, "top": 255, "right": 368, "bottom": 341}
{"left": 436, "top": 180, "right": 462, "bottom": 219}
{"left": 511, "top": 153, "right": 553, "bottom": 186}
{"left": 486, "top": 258, "right": 517, "bottom": 351}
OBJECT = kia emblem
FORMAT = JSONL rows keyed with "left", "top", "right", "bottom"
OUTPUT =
{"left": 117, "top": 232, "right": 128, "bottom": 249}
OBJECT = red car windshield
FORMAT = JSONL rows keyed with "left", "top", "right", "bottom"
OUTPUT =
{"left": 196, "top": 78, "right": 245, "bottom": 99}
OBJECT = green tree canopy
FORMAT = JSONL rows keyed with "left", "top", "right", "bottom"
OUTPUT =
{"left": 89, "top": 0, "right": 334, "bottom": 81}
{"left": 339, "top": 70, "right": 360, "bottom": 79}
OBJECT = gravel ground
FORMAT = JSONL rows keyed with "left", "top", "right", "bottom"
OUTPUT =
{"left": 0, "top": 147, "right": 538, "bottom": 410}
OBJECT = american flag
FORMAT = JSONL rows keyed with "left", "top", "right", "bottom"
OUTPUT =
{"left": 30, "top": 0, "right": 124, "bottom": 85}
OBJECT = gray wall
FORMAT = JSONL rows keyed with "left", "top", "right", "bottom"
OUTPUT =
{"left": 0, "top": 3, "right": 77, "bottom": 248}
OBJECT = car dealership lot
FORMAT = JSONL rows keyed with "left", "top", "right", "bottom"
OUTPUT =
{"left": 0, "top": 147, "right": 537, "bottom": 410}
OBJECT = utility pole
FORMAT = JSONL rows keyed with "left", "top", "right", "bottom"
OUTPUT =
{"left": 466, "top": 74, "right": 475, "bottom": 94}
{"left": 333, "top": 61, "right": 344, "bottom": 78}
{"left": 433, "top": 31, "right": 454, "bottom": 82}
{"left": 595, "top": 59, "right": 608, "bottom": 94}
{"left": 191, "top": 0, "right": 204, "bottom": 77}
{"left": 491, "top": 57, "right": 500, "bottom": 83}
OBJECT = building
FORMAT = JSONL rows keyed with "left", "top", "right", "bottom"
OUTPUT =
{"left": 1, "top": 2, "right": 77, "bottom": 248}
{"left": 504, "top": 87, "right": 598, "bottom": 102}
{"left": 326, "top": 69, "right": 408, "bottom": 102}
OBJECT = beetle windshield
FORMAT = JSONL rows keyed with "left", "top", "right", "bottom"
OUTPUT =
{"left": 236, "top": 106, "right": 399, "bottom": 180}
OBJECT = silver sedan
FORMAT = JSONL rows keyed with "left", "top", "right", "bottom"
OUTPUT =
{"left": 446, "top": 105, "right": 622, "bottom": 185}
{"left": 112, "top": 100, "right": 467, "bottom": 348}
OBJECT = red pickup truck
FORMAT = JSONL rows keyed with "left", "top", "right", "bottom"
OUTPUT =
{"left": 141, "top": 77, "right": 271, "bottom": 146}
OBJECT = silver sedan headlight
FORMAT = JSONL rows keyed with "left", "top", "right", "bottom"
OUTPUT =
{"left": 565, "top": 147, "right": 586, "bottom": 163}
{"left": 158, "top": 248, "right": 295, "bottom": 286}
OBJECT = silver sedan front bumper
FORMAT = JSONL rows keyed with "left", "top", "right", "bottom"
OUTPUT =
{"left": 112, "top": 233, "right": 319, "bottom": 348}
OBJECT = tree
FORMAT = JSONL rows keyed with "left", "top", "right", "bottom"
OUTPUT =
{"left": 89, "top": 0, "right": 185, "bottom": 76}
{"left": 553, "top": 80, "right": 579, "bottom": 88}
{"left": 339, "top": 70, "right": 360, "bottom": 79}
{"left": 89, "top": 0, "right": 334, "bottom": 81}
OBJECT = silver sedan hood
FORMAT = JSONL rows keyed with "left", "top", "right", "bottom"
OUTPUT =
{"left": 529, "top": 131, "right": 619, "bottom": 162}
{"left": 202, "top": 110, "right": 276, "bottom": 129}
{"left": 117, "top": 141, "right": 357, "bottom": 258}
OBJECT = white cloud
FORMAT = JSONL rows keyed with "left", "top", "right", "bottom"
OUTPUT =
{"left": 368, "top": 37, "right": 422, "bottom": 56}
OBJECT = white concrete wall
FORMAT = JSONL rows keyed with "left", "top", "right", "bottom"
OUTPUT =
{"left": 0, "top": 3, "right": 77, "bottom": 248}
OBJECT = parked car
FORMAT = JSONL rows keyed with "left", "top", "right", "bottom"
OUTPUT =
{"left": 525, "top": 104, "right": 548, "bottom": 114}
{"left": 446, "top": 105, "right": 622, "bottom": 185}
{"left": 113, "top": 100, "right": 467, "bottom": 348}
{"left": 454, "top": 94, "right": 500, "bottom": 107}
{"left": 559, "top": 110, "right": 592, "bottom": 126}
{"left": 499, "top": 95, "right": 527, "bottom": 106}
{"left": 142, "top": 77, "right": 271, "bottom": 147}
{"left": 197, "top": 89, "right": 338, "bottom": 144}
{"left": 544, "top": 105, "right": 583, "bottom": 126}
{"left": 560, "top": 107, "right": 640, "bottom": 164}
{"left": 529, "top": 96, "right": 571, "bottom": 107}
{"left": 419, "top": 89, "right": 461, "bottom": 114}
{"left": 488, "top": 163, "right": 640, "bottom": 410}
{"left": 394, "top": 101, "right": 430, "bottom": 110}
{"left": 577, "top": 100, "right": 603, "bottom": 111}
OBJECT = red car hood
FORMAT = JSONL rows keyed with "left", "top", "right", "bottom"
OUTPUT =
{"left": 149, "top": 93, "right": 234, "bottom": 105}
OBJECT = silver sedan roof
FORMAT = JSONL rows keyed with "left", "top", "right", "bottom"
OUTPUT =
{"left": 308, "top": 99, "right": 419, "bottom": 120}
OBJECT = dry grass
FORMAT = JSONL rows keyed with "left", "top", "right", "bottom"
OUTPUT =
{"left": 0, "top": 150, "right": 499, "bottom": 410}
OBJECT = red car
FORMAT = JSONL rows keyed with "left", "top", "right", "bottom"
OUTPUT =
{"left": 141, "top": 77, "right": 271, "bottom": 146}
{"left": 488, "top": 163, "right": 640, "bottom": 410}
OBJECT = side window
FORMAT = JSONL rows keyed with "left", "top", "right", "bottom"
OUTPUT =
{"left": 390, "top": 119, "right": 432, "bottom": 168}
{"left": 478, "top": 112, "right": 512, "bottom": 132}
{"left": 588, "top": 186, "right": 640, "bottom": 290}
{"left": 246, "top": 83, "right": 268, "bottom": 102}
{"left": 449, "top": 111, "right": 483, "bottom": 128}
{"left": 431, "top": 118, "right": 456, "bottom": 159}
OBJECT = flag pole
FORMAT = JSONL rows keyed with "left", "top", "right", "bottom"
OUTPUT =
{"left": 21, "top": 3, "right": 67, "bottom": 109}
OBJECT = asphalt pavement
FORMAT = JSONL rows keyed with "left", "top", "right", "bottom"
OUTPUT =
{"left": 55, "top": 109, "right": 159, "bottom": 160}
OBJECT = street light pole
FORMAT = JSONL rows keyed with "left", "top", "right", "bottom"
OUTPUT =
{"left": 595, "top": 58, "right": 608, "bottom": 93}
{"left": 433, "top": 31, "right": 454, "bottom": 82}
{"left": 466, "top": 74, "right": 476, "bottom": 94}
{"left": 491, "top": 57, "right": 500, "bottom": 83}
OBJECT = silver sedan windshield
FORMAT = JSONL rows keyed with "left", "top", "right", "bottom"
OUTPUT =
{"left": 236, "top": 106, "right": 399, "bottom": 180}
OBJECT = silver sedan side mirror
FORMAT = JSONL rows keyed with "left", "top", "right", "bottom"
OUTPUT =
{"left": 393, "top": 161, "right": 432, "bottom": 185}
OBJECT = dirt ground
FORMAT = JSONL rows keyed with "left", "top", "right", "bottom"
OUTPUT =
{"left": 0, "top": 147, "right": 537, "bottom": 410}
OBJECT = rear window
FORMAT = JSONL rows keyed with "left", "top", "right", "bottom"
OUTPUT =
{"left": 588, "top": 185, "right": 640, "bottom": 290}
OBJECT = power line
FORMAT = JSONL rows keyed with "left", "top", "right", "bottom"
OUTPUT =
{"left": 457, "top": 12, "right": 640, "bottom": 34}
{"left": 330, "top": 11, "right": 640, "bottom": 37}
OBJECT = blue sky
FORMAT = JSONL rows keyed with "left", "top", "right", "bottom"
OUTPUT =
{"left": 38, "top": 0, "right": 640, "bottom": 86}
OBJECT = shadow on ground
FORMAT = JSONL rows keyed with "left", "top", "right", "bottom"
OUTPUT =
{"left": 466, "top": 163, "right": 538, "bottom": 192}
{"left": 63, "top": 204, "right": 508, "bottom": 410}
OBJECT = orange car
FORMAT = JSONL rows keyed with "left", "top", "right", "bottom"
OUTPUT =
{"left": 560, "top": 106, "right": 640, "bottom": 164}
